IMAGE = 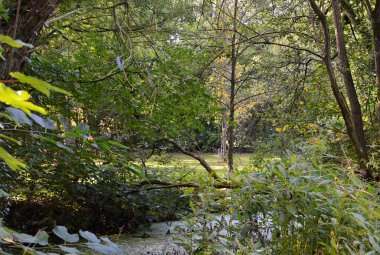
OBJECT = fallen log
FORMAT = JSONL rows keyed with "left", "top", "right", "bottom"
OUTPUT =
{"left": 125, "top": 180, "right": 239, "bottom": 195}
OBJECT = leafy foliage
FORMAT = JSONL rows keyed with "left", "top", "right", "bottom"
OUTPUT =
{"left": 0, "top": 225, "right": 126, "bottom": 254}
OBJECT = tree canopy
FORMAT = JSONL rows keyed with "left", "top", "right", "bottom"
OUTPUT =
{"left": 0, "top": 0, "right": 379, "bottom": 254}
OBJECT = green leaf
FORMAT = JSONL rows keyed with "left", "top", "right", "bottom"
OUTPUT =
{"left": 56, "top": 142, "right": 74, "bottom": 153}
{"left": 52, "top": 226, "right": 79, "bottom": 243}
{"left": 12, "top": 232, "right": 36, "bottom": 243}
{"left": 0, "top": 134, "right": 21, "bottom": 145}
{"left": 29, "top": 113, "right": 56, "bottom": 130}
{"left": 34, "top": 231, "right": 49, "bottom": 246}
{"left": 10, "top": 72, "right": 72, "bottom": 96}
{"left": 0, "top": 227, "right": 13, "bottom": 240}
{"left": 351, "top": 213, "right": 367, "bottom": 228}
{"left": 86, "top": 243, "right": 117, "bottom": 255}
{"left": 253, "top": 184, "right": 267, "bottom": 190}
{"left": 369, "top": 235, "right": 380, "bottom": 253}
{"left": 285, "top": 203, "right": 297, "bottom": 216}
{"left": 34, "top": 136, "right": 74, "bottom": 153}
{"left": 5, "top": 107, "right": 32, "bottom": 125}
{"left": 34, "top": 135, "right": 57, "bottom": 145}
{"left": 0, "top": 146, "right": 26, "bottom": 171}
{"left": 88, "top": 238, "right": 125, "bottom": 254}
{"left": 58, "top": 245, "right": 83, "bottom": 255}
{"left": 126, "top": 164, "right": 147, "bottom": 180}
{"left": 108, "top": 140, "right": 128, "bottom": 149}
{"left": 0, "top": 35, "right": 22, "bottom": 48}
{"left": 100, "top": 237, "right": 125, "bottom": 252}
{"left": 79, "top": 230, "right": 100, "bottom": 243}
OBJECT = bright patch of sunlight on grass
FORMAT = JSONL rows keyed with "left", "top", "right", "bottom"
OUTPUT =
{"left": 146, "top": 153, "right": 251, "bottom": 174}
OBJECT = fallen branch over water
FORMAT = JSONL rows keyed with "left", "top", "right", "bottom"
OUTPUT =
{"left": 125, "top": 180, "right": 239, "bottom": 194}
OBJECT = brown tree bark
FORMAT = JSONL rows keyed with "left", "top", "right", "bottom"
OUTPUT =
{"left": 227, "top": 0, "right": 239, "bottom": 173}
{"left": 331, "top": 0, "right": 369, "bottom": 164}
{"left": 308, "top": 0, "right": 372, "bottom": 178}
{"left": 0, "top": 0, "right": 60, "bottom": 79}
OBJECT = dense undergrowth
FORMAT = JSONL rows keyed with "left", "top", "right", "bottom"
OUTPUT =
{"left": 173, "top": 144, "right": 380, "bottom": 254}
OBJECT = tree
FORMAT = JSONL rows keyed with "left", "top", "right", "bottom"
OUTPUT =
{"left": 308, "top": 0, "right": 372, "bottom": 177}
{"left": 0, "top": 0, "right": 60, "bottom": 79}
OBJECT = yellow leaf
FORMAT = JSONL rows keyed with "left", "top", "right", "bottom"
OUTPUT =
{"left": 0, "top": 146, "right": 26, "bottom": 171}
{"left": 0, "top": 83, "right": 47, "bottom": 115}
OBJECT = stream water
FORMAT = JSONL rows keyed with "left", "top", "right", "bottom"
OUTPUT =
{"left": 114, "top": 214, "right": 272, "bottom": 254}
{"left": 115, "top": 221, "right": 188, "bottom": 255}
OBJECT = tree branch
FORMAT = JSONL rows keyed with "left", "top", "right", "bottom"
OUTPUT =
{"left": 158, "top": 138, "right": 219, "bottom": 180}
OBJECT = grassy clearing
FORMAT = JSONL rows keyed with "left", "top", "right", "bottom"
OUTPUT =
{"left": 145, "top": 153, "right": 252, "bottom": 177}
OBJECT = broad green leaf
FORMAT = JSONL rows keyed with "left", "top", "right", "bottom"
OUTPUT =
{"left": 58, "top": 245, "right": 83, "bottom": 255}
{"left": 29, "top": 113, "right": 56, "bottom": 130}
{"left": 86, "top": 243, "right": 117, "bottom": 255}
{"left": 52, "top": 226, "right": 79, "bottom": 243}
{"left": 5, "top": 107, "right": 32, "bottom": 125}
{"left": 89, "top": 238, "right": 125, "bottom": 254}
{"left": 10, "top": 72, "right": 72, "bottom": 96}
{"left": 12, "top": 232, "right": 36, "bottom": 243}
{"left": 34, "top": 231, "right": 49, "bottom": 246}
{"left": 0, "top": 146, "right": 26, "bottom": 171}
{"left": 79, "top": 230, "right": 100, "bottom": 243}
{"left": 100, "top": 237, "right": 125, "bottom": 253}
{"left": 0, "top": 227, "right": 13, "bottom": 240}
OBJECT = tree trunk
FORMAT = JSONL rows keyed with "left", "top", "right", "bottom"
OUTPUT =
{"left": 331, "top": 0, "right": 369, "bottom": 164}
{"left": 0, "top": 0, "right": 60, "bottom": 79}
{"left": 227, "top": 0, "right": 239, "bottom": 173}
{"left": 308, "top": 0, "right": 372, "bottom": 177}
{"left": 369, "top": 0, "right": 380, "bottom": 130}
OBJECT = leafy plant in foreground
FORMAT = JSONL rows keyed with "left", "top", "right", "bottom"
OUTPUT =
{"left": 0, "top": 224, "right": 127, "bottom": 254}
